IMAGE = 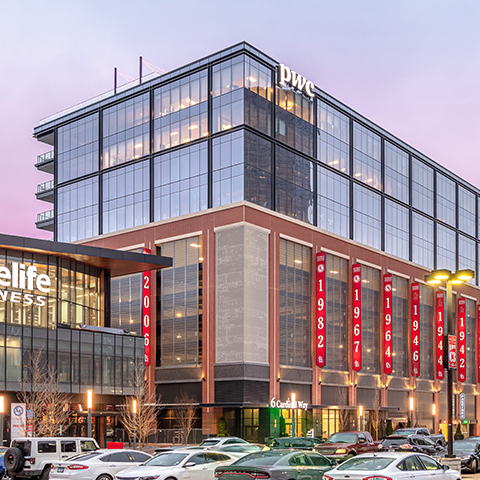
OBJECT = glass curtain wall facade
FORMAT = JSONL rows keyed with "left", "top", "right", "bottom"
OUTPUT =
{"left": 42, "top": 44, "right": 480, "bottom": 288}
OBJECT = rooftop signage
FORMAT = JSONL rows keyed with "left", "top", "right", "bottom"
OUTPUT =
{"left": 278, "top": 64, "right": 314, "bottom": 98}
{"left": 0, "top": 262, "right": 51, "bottom": 307}
{"left": 270, "top": 397, "right": 308, "bottom": 411}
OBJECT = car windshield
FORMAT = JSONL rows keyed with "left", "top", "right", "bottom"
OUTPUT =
{"left": 337, "top": 457, "right": 394, "bottom": 471}
{"left": 66, "top": 452, "right": 102, "bottom": 462}
{"left": 382, "top": 439, "right": 408, "bottom": 447}
{"left": 326, "top": 433, "right": 357, "bottom": 444}
{"left": 233, "top": 453, "right": 283, "bottom": 466}
{"left": 200, "top": 440, "right": 220, "bottom": 446}
{"left": 453, "top": 442, "right": 476, "bottom": 453}
{"left": 393, "top": 429, "right": 417, "bottom": 435}
{"left": 80, "top": 441, "right": 98, "bottom": 452}
{"left": 145, "top": 453, "right": 189, "bottom": 466}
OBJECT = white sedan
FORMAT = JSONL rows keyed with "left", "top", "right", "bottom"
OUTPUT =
{"left": 323, "top": 452, "right": 461, "bottom": 480}
{"left": 114, "top": 450, "right": 237, "bottom": 480}
{"left": 50, "top": 449, "right": 152, "bottom": 480}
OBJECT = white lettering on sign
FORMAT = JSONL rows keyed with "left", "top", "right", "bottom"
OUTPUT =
{"left": 270, "top": 397, "right": 308, "bottom": 411}
{"left": 0, "top": 262, "right": 51, "bottom": 307}
{"left": 278, "top": 64, "right": 314, "bottom": 98}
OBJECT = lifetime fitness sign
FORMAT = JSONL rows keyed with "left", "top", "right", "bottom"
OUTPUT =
{"left": 0, "top": 262, "right": 51, "bottom": 307}
{"left": 270, "top": 397, "right": 308, "bottom": 411}
{"left": 278, "top": 64, "right": 315, "bottom": 98}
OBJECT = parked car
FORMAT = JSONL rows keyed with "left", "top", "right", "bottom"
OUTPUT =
{"left": 268, "top": 437, "right": 323, "bottom": 450}
{"left": 4, "top": 437, "right": 99, "bottom": 480}
{"left": 313, "top": 431, "right": 379, "bottom": 462}
{"left": 392, "top": 427, "right": 446, "bottom": 446}
{"left": 323, "top": 452, "right": 460, "bottom": 480}
{"left": 378, "top": 435, "right": 444, "bottom": 455}
{"left": 437, "top": 440, "right": 480, "bottom": 473}
{"left": 211, "top": 444, "right": 267, "bottom": 455}
{"left": 199, "top": 437, "right": 248, "bottom": 447}
{"left": 215, "top": 450, "right": 335, "bottom": 480}
{"left": 114, "top": 450, "right": 237, "bottom": 480}
{"left": 50, "top": 449, "right": 151, "bottom": 480}
{"left": 0, "top": 451, "right": 5, "bottom": 480}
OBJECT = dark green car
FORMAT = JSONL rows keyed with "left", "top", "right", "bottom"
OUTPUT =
{"left": 268, "top": 437, "right": 324, "bottom": 450}
{"left": 215, "top": 450, "right": 335, "bottom": 480}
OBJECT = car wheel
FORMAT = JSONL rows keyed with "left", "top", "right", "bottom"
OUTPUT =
{"left": 4, "top": 448, "right": 24, "bottom": 473}
{"left": 96, "top": 476, "right": 113, "bottom": 480}
{"left": 470, "top": 459, "right": 477, "bottom": 474}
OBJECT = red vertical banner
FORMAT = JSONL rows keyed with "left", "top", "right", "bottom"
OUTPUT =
{"left": 384, "top": 274, "right": 393, "bottom": 375}
{"left": 436, "top": 292, "right": 445, "bottom": 380}
{"left": 352, "top": 264, "right": 362, "bottom": 372}
{"left": 478, "top": 305, "right": 480, "bottom": 384}
{"left": 458, "top": 298, "right": 466, "bottom": 382}
{"left": 142, "top": 248, "right": 151, "bottom": 366}
{"left": 316, "top": 252, "right": 326, "bottom": 368}
{"left": 411, "top": 283, "right": 420, "bottom": 377}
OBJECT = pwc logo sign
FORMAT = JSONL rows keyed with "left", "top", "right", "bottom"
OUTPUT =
{"left": 277, "top": 64, "right": 315, "bottom": 98}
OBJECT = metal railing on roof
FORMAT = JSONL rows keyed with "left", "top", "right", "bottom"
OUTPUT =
{"left": 36, "top": 150, "right": 54, "bottom": 164}
{"left": 37, "top": 210, "right": 54, "bottom": 222}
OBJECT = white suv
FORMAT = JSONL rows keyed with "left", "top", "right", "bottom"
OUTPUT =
{"left": 4, "top": 437, "right": 99, "bottom": 480}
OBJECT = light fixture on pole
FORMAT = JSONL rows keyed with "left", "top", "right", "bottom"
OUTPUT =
{"left": 133, "top": 399, "right": 137, "bottom": 449}
{"left": 291, "top": 393, "right": 296, "bottom": 437}
{"left": 0, "top": 396, "right": 4, "bottom": 447}
{"left": 425, "top": 268, "right": 474, "bottom": 458}
{"left": 358, "top": 405, "right": 363, "bottom": 431}
{"left": 432, "top": 403, "right": 436, "bottom": 434}
{"left": 409, "top": 396, "right": 414, "bottom": 427}
{"left": 87, "top": 390, "right": 93, "bottom": 438}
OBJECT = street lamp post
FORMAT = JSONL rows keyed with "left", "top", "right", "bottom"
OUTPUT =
{"left": 359, "top": 405, "right": 363, "bottom": 431}
{"left": 425, "top": 269, "right": 474, "bottom": 458}
{"left": 409, "top": 397, "right": 414, "bottom": 428}
{"left": 291, "top": 394, "right": 296, "bottom": 437}
{"left": 432, "top": 403, "right": 436, "bottom": 434}
{"left": 87, "top": 390, "right": 93, "bottom": 438}
{"left": 132, "top": 399, "right": 137, "bottom": 449}
{"left": 0, "top": 396, "right": 4, "bottom": 447}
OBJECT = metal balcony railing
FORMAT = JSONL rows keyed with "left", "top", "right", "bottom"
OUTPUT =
{"left": 37, "top": 210, "right": 54, "bottom": 222}
{"left": 36, "top": 150, "right": 54, "bottom": 165}
{"left": 37, "top": 180, "right": 54, "bottom": 193}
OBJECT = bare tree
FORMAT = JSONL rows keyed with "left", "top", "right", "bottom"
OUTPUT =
{"left": 174, "top": 392, "right": 198, "bottom": 444}
{"left": 19, "top": 348, "right": 72, "bottom": 437}
{"left": 369, "top": 389, "right": 382, "bottom": 440}
{"left": 337, "top": 387, "right": 350, "bottom": 433}
{"left": 119, "top": 362, "right": 161, "bottom": 446}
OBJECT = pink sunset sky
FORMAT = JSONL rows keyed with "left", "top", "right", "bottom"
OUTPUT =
{"left": 1, "top": 0, "right": 479, "bottom": 240}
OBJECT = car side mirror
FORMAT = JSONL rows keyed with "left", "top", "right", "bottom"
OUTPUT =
{"left": 184, "top": 462, "right": 196, "bottom": 468}
{"left": 443, "top": 464, "right": 449, "bottom": 470}
{"left": 436, "top": 446, "right": 443, "bottom": 451}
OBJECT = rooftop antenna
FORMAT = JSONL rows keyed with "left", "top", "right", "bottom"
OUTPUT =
{"left": 139, "top": 56, "right": 143, "bottom": 84}
{"left": 114, "top": 67, "right": 117, "bottom": 95}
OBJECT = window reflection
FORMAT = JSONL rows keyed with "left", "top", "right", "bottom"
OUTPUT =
{"left": 385, "top": 200, "right": 409, "bottom": 260}
{"left": 353, "top": 185, "right": 381, "bottom": 250}
{"left": 412, "top": 158, "right": 434, "bottom": 216}
{"left": 353, "top": 123, "right": 381, "bottom": 190}
{"left": 458, "top": 186, "right": 475, "bottom": 236}
{"left": 385, "top": 142, "right": 409, "bottom": 203}
{"left": 436, "top": 173, "right": 456, "bottom": 227}
{"left": 412, "top": 213, "right": 434, "bottom": 269}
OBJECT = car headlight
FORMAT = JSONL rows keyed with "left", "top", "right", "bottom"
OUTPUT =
{"left": 139, "top": 476, "right": 161, "bottom": 480}
{"left": 335, "top": 449, "right": 347, "bottom": 454}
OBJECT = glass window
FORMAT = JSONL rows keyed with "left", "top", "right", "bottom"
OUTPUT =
{"left": 353, "top": 185, "right": 381, "bottom": 250}
{"left": 385, "top": 200, "right": 409, "bottom": 260}
{"left": 436, "top": 173, "right": 456, "bottom": 227}
{"left": 108, "top": 452, "right": 131, "bottom": 462}
{"left": 353, "top": 123, "right": 381, "bottom": 190}
{"left": 103, "top": 93, "right": 150, "bottom": 168}
{"left": 412, "top": 213, "right": 434, "bottom": 269}
{"left": 436, "top": 224, "right": 456, "bottom": 273}
{"left": 384, "top": 142, "right": 409, "bottom": 203}
{"left": 102, "top": 161, "right": 150, "bottom": 234}
{"left": 159, "top": 237, "right": 202, "bottom": 366}
{"left": 458, "top": 235, "right": 475, "bottom": 284}
{"left": 111, "top": 274, "right": 141, "bottom": 336}
{"left": 412, "top": 159, "right": 434, "bottom": 216}
{"left": 279, "top": 239, "right": 311, "bottom": 367}
{"left": 391, "top": 275, "right": 408, "bottom": 377}
{"left": 419, "top": 284, "right": 434, "bottom": 380}
{"left": 154, "top": 142, "right": 208, "bottom": 221}
{"left": 465, "top": 299, "right": 476, "bottom": 384}
{"left": 458, "top": 186, "right": 476, "bottom": 236}
{"left": 276, "top": 87, "right": 314, "bottom": 156}
{"left": 58, "top": 114, "right": 99, "bottom": 183}
{"left": 325, "top": 254, "right": 348, "bottom": 371}
{"left": 317, "top": 167, "right": 350, "bottom": 239}
{"left": 317, "top": 101, "right": 349, "bottom": 174}
{"left": 57, "top": 177, "right": 99, "bottom": 242}
{"left": 276, "top": 146, "right": 314, "bottom": 225}
{"left": 61, "top": 441, "right": 76, "bottom": 453}
{"left": 154, "top": 70, "right": 208, "bottom": 151}
{"left": 212, "top": 131, "right": 244, "bottom": 208}
{"left": 361, "top": 265, "right": 380, "bottom": 374}
{"left": 244, "top": 131, "right": 272, "bottom": 209}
